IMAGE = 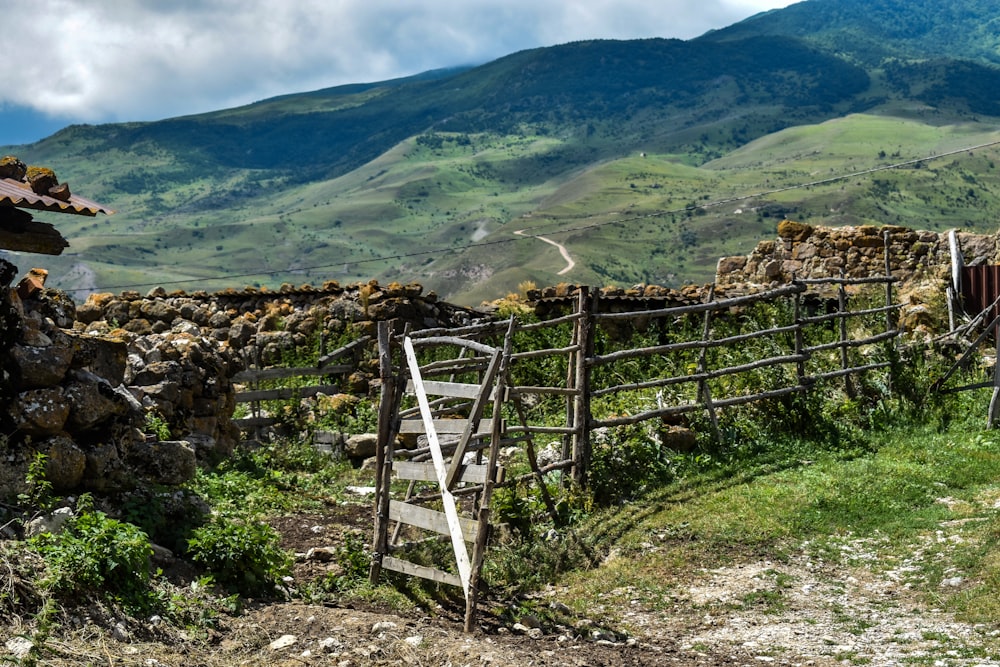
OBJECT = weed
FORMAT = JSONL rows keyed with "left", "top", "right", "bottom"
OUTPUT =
{"left": 588, "top": 423, "right": 675, "bottom": 506}
{"left": 17, "top": 453, "right": 54, "bottom": 513}
{"left": 308, "top": 531, "right": 370, "bottom": 595}
{"left": 28, "top": 494, "right": 154, "bottom": 612}
{"left": 186, "top": 514, "right": 292, "bottom": 597}
{"left": 144, "top": 411, "right": 172, "bottom": 440}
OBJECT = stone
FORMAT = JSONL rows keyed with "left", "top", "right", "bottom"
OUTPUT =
{"left": 0, "top": 155, "right": 27, "bottom": 180}
{"left": 716, "top": 256, "right": 747, "bottom": 275}
{"left": 139, "top": 300, "right": 180, "bottom": 323}
{"left": 304, "top": 547, "right": 337, "bottom": 562}
{"left": 48, "top": 183, "right": 71, "bottom": 201}
{"left": 762, "top": 260, "right": 784, "bottom": 281}
{"left": 84, "top": 442, "right": 124, "bottom": 491}
{"left": 777, "top": 219, "right": 813, "bottom": 242}
{"left": 65, "top": 379, "right": 130, "bottom": 431}
{"left": 10, "top": 343, "right": 72, "bottom": 388}
{"left": 268, "top": 635, "right": 297, "bottom": 651}
{"left": 41, "top": 435, "right": 87, "bottom": 490}
{"left": 4, "top": 637, "right": 33, "bottom": 659}
{"left": 15, "top": 268, "right": 48, "bottom": 301}
{"left": 371, "top": 621, "right": 397, "bottom": 634}
{"left": 9, "top": 387, "right": 69, "bottom": 436}
{"left": 25, "top": 506, "right": 74, "bottom": 537}
{"left": 345, "top": 433, "right": 378, "bottom": 460}
{"left": 25, "top": 166, "right": 58, "bottom": 195}
{"left": 660, "top": 426, "right": 697, "bottom": 453}
{"left": 128, "top": 440, "right": 197, "bottom": 486}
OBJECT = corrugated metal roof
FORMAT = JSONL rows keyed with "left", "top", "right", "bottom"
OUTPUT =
{"left": 0, "top": 177, "right": 113, "bottom": 216}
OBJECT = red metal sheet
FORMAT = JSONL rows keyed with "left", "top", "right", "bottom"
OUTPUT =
{"left": 961, "top": 265, "right": 1000, "bottom": 323}
{"left": 0, "top": 178, "right": 113, "bottom": 216}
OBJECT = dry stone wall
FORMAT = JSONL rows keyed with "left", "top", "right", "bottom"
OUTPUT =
{"left": 715, "top": 220, "right": 996, "bottom": 288}
{"left": 2, "top": 222, "right": 981, "bottom": 498}
{"left": 714, "top": 220, "right": 1000, "bottom": 333}
{"left": 1, "top": 275, "right": 493, "bottom": 499}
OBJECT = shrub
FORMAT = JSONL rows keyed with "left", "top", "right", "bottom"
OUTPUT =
{"left": 588, "top": 424, "right": 675, "bottom": 506}
{"left": 186, "top": 514, "right": 292, "bottom": 597}
{"left": 29, "top": 495, "right": 154, "bottom": 611}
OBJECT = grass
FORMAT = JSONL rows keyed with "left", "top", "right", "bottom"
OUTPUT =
{"left": 538, "top": 416, "right": 1000, "bottom": 643}
{"left": 11, "top": 111, "right": 1000, "bottom": 305}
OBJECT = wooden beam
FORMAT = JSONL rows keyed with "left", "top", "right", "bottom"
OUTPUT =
{"left": 398, "top": 418, "right": 494, "bottom": 436}
{"left": 394, "top": 460, "right": 493, "bottom": 485}
{"left": 388, "top": 500, "right": 479, "bottom": 543}
{"left": 0, "top": 207, "right": 68, "bottom": 255}
{"left": 381, "top": 556, "right": 462, "bottom": 588}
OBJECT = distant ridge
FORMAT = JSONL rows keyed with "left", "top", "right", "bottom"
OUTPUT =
{"left": 5, "top": 0, "right": 1000, "bottom": 305}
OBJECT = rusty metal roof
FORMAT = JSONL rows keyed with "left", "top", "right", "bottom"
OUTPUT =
{"left": 0, "top": 177, "right": 113, "bottom": 216}
{"left": 961, "top": 265, "right": 1000, "bottom": 324}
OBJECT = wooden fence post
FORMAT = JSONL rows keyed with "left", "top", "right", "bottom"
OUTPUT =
{"left": 883, "top": 229, "right": 896, "bottom": 395}
{"left": 838, "top": 270, "right": 856, "bottom": 399}
{"left": 990, "top": 331, "right": 1000, "bottom": 429}
{"left": 792, "top": 276, "right": 807, "bottom": 388}
{"left": 696, "top": 286, "right": 722, "bottom": 447}
{"left": 369, "top": 320, "right": 396, "bottom": 585}
{"left": 563, "top": 303, "right": 580, "bottom": 470}
{"left": 572, "top": 287, "right": 593, "bottom": 488}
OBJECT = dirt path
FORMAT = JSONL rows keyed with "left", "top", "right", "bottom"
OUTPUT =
{"left": 515, "top": 229, "right": 576, "bottom": 276}
{"left": 7, "top": 506, "right": 1000, "bottom": 665}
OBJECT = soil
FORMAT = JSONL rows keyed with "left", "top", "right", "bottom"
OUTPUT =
{"left": 5, "top": 501, "right": 1000, "bottom": 666}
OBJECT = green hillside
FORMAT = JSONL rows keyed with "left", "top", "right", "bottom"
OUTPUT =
{"left": 2, "top": 0, "right": 1000, "bottom": 304}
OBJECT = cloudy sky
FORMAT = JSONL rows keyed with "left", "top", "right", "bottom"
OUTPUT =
{"left": 0, "top": 0, "right": 800, "bottom": 145}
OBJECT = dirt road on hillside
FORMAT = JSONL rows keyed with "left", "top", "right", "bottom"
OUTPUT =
{"left": 515, "top": 229, "right": 576, "bottom": 275}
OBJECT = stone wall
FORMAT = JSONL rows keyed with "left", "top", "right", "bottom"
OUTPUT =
{"left": 1, "top": 275, "right": 494, "bottom": 498}
{"left": 715, "top": 220, "right": 996, "bottom": 289}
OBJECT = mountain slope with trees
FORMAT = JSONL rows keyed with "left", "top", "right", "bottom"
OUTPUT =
{"left": 3, "top": 0, "right": 1000, "bottom": 303}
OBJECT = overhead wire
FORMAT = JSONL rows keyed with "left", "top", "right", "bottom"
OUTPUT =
{"left": 54, "top": 136, "right": 1000, "bottom": 295}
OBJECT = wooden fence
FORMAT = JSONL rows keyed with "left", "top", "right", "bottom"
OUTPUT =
{"left": 232, "top": 335, "right": 370, "bottom": 435}
{"left": 399, "top": 273, "right": 899, "bottom": 487}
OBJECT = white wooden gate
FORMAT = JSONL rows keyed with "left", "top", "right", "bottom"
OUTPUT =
{"left": 370, "top": 323, "right": 511, "bottom": 631}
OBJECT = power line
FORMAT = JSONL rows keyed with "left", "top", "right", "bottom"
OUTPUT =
{"left": 59, "top": 136, "right": 1000, "bottom": 295}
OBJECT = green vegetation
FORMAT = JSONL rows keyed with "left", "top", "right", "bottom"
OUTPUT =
{"left": 5, "top": 0, "right": 1000, "bottom": 304}
{"left": 5, "top": 300, "right": 1000, "bottom": 661}
{"left": 186, "top": 515, "right": 291, "bottom": 597}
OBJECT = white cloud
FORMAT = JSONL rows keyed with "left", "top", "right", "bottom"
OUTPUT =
{"left": 0, "top": 0, "right": 801, "bottom": 126}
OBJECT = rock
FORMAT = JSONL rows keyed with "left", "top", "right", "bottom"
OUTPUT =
{"left": 0, "top": 155, "right": 27, "bottom": 181}
{"left": 659, "top": 425, "right": 697, "bottom": 453}
{"left": 4, "top": 637, "right": 33, "bottom": 659}
{"left": 8, "top": 387, "right": 70, "bottom": 436}
{"left": 317, "top": 637, "right": 342, "bottom": 653}
{"left": 10, "top": 343, "right": 73, "bottom": 388}
{"left": 777, "top": 219, "right": 813, "bottom": 242}
{"left": 84, "top": 441, "right": 125, "bottom": 491}
{"left": 16, "top": 268, "right": 48, "bottom": 300}
{"left": 716, "top": 256, "right": 747, "bottom": 275}
{"left": 128, "top": 440, "right": 197, "bottom": 486}
{"left": 111, "top": 621, "right": 130, "bottom": 642}
{"left": 345, "top": 433, "right": 378, "bottom": 460}
{"left": 25, "top": 166, "right": 58, "bottom": 195}
{"left": 48, "top": 183, "right": 71, "bottom": 201}
{"left": 25, "top": 507, "right": 74, "bottom": 537}
{"left": 371, "top": 621, "right": 398, "bottom": 634}
{"left": 64, "top": 380, "right": 129, "bottom": 431}
{"left": 305, "top": 547, "right": 337, "bottom": 562}
{"left": 268, "top": 634, "right": 297, "bottom": 651}
{"left": 41, "top": 435, "right": 87, "bottom": 489}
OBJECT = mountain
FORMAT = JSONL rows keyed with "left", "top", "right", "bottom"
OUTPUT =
{"left": 3, "top": 0, "right": 1000, "bottom": 305}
